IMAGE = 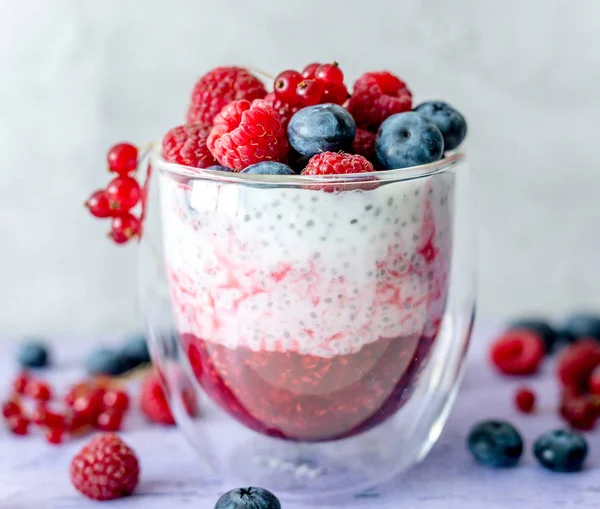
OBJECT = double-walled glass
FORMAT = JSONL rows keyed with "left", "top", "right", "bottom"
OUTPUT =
{"left": 139, "top": 151, "right": 476, "bottom": 499}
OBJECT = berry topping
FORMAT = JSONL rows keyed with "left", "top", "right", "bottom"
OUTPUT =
{"left": 556, "top": 339, "right": 600, "bottom": 391}
{"left": 241, "top": 162, "right": 295, "bottom": 176}
{"left": 347, "top": 71, "right": 412, "bottom": 130}
{"left": 533, "top": 429, "right": 588, "bottom": 473}
{"left": 506, "top": 318, "right": 557, "bottom": 354}
{"left": 375, "top": 112, "right": 444, "bottom": 170}
{"left": 70, "top": 433, "right": 139, "bottom": 501}
{"left": 301, "top": 62, "right": 320, "bottom": 79}
{"left": 490, "top": 329, "right": 545, "bottom": 376}
{"left": 207, "top": 99, "right": 289, "bottom": 171}
{"left": 288, "top": 104, "right": 356, "bottom": 157}
{"left": 274, "top": 69, "right": 303, "bottom": 102}
{"left": 121, "top": 334, "right": 151, "bottom": 369}
{"left": 296, "top": 79, "right": 324, "bottom": 106}
{"left": 107, "top": 143, "right": 138, "bottom": 175}
{"left": 302, "top": 152, "right": 374, "bottom": 176}
{"left": 352, "top": 128, "right": 377, "bottom": 162}
{"left": 17, "top": 340, "right": 50, "bottom": 369}
{"left": 560, "top": 313, "right": 600, "bottom": 343}
{"left": 215, "top": 487, "right": 281, "bottom": 509}
{"left": 105, "top": 176, "right": 141, "bottom": 213}
{"left": 162, "top": 124, "right": 218, "bottom": 168}
{"left": 109, "top": 214, "right": 141, "bottom": 245}
{"left": 414, "top": 101, "right": 467, "bottom": 151}
{"left": 85, "top": 348, "right": 127, "bottom": 376}
{"left": 140, "top": 371, "right": 176, "bottom": 425}
{"left": 514, "top": 387, "right": 536, "bottom": 413}
{"left": 85, "top": 190, "right": 112, "bottom": 219}
{"left": 467, "top": 420, "right": 523, "bottom": 468}
{"left": 262, "top": 92, "right": 301, "bottom": 128}
{"left": 187, "top": 66, "right": 267, "bottom": 125}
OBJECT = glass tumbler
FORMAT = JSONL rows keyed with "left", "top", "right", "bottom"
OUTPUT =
{"left": 139, "top": 150, "right": 476, "bottom": 499}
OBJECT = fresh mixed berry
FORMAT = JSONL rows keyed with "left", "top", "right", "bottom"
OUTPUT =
{"left": 533, "top": 429, "right": 588, "bottom": 473}
{"left": 467, "top": 420, "right": 523, "bottom": 468}
{"left": 490, "top": 329, "right": 545, "bottom": 376}
{"left": 215, "top": 487, "right": 281, "bottom": 509}
{"left": 17, "top": 340, "right": 50, "bottom": 369}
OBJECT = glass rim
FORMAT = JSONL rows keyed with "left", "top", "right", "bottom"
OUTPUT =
{"left": 151, "top": 148, "right": 465, "bottom": 187}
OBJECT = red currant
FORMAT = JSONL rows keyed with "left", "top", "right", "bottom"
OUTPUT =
{"left": 85, "top": 189, "right": 112, "bottom": 218}
{"left": 301, "top": 62, "right": 320, "bottom": 79}
{"left": 103, "top": 390, "right": 130, "bottom": 413}
{"left": 590, "top": 365, "right": 600, "bottom": 395}
{"left": 109, "top": 214, "right": 141, "bottom": 244}
{"left": 296, "top": 80, "right": 323, "bottom": 106}
{"left": 322, "top": 82, "right": 349, "bottom": 105}
{"left": 274, "top": 70, "right": 302, "bottom": 103}
{"left": 45, "top": 426, "right": 65, "bottom": 445}
{"left": 66, "top": 411, "right": 89, "bottom": 434}
{"left": 557, "top": 339, "right": 600, "bottom": 391}
{"left": 105, "top": 176, "right": 141, "bottom": 213}
{"left": 13, "top": 372, "right": 29, "bottom": 394}
{"left": 315, "top": 62, "right": 344, "bottom": 84}
{"left": 31, "top": 405, "right": 47, "bottom": 425}
{"left": 26, "top": 380, "right": 52, "bottom": 402}
{"left": 514, "top": 387, "right": 536, "bottom": 413}
{"left": 560, "top": 393, "right": 598, "bottom": 431}
{"left": 8, "top": 416, "right": 30, "bottom": 436}
{"left": 107, "top": 142, "right": 138, "bottom": 175}
{"left": 64, "top": 381, "right": 89, "bottom": 408}
{"left": 2, "top": 400, "right": 21, "bottom": 419}
{"left": 73, "top": 391, "right": 103, "bottom": 422}
{"left": 96, "top": 410, "right": 123, "bottom": 432}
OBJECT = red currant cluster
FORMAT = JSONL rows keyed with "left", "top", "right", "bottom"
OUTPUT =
{"left": 273, "top": 62, "right": 348, "bottom": 108}
{"left": 2, "top": 372, "right": 130, "bottom": 444}
{"left": 85, "top": 143, "right": 144, "bottom": 244}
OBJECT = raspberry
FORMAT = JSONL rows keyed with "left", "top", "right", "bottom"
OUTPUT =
{"left": 490, "top": 329, "right": 545, "bottom": 376}
{"left": 352, "top": 128, "right": 377, "bottom": 162}
{"left": 302, "top": 152, "right": 375, "bottom": 176}
{"left": 347, "top": 71, "right": 412, "bottom": 130}
{"left": 70, "top": 433, "right": 139, "bottom": 501}
{"left": 140, "top": 371, "right": 175, "bottom": 425}
{"left": 559, "top": 393, "right": 598, "bottom": 431}
{"left": 207, "top": 99, "right": 289, "bottom": 171}
{"left": 514, "top": 387, "right": 536, "bottom": 413}
{"left": 262, "top": 92, "right": 300, "bottom": 127}
{"left": 186, "top": 67, "right": 266, "bottom": 125}
{"left": 556, "top": 339, "right": 600, "bottom": 391}
{"left": 162, "top": 124, "right": 217, "bottom": 168}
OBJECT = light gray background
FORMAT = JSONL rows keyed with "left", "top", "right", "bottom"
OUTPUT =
{"left": 1, "top": 0, "right": 599, "bottom": 338}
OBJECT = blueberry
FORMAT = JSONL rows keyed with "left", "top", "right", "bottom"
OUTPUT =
{"left": 214, "top": 487, "right": 281, "bottom": 509}
{"left": 375, "top": 112, "right": 444, "bottom": 170}
{"left": 287, "top": 103, "right": 356, "bottom": 157}
{"left": 288, "top": 148, "right": 311, "bottom": 173}
{"left": 241, "top": 162, "right": 295, "bottom": 175}
{"left": 559, "top": 313, "right": 600, "bottom": 344}
{"left": 206, "top": 165, "right": 233, "bottom": 172}
{"left": 121, "top": 334, "right": 151, "bottom": 369}
{"left": 533, "top": 429, "right": 588, "bottom": 473}
{"left": 17, "top": 340, "right": 50, "bottom": 368}
{"left": 414, "top": 101, "right": 467, "bottom": 151}
{"left": 85, "top": 348, "right": 127, "bottom": 376}
{"left": 467, "top": 420, "right": 523, "bottom": 468}
{"left": 507, "top": 318, "right": 557, "bottom": 353}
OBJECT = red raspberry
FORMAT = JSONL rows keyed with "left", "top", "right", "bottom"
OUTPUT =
{"left": 70, "top": 433, "right": 139, "bottom": 501}
{"left": 162, "top": 124, "right": 218, "bottom": 168}
{"left": 186, "top": 67, "right": 266, "bottom": 125}
{"left": 490, "top": 329, "right": 545, "bottom": 376}
{"left": 302, "top": 152, "right": 375, "bottom": 176}
{"left": 140, "top": 371, "right": 175, "bottom": 425}
{"left": 262, "top": 92, "right": 300, "bottom": 127}
{"left": 590, "top": 365, "right": 600, "bottom": 395}
{"left": 207, "top": 99, "right": 288, "bottom": 171}
{"left": 347, "top": 71, "right": 412, "bottom": 130}
{"left": 353, "top": 128, "right": 377, "bottom": 162}
{"left": 556, "top": 339, "right": 600, "bottom": 391}
{"left": 514, "top": 387, "right": 536, "bottom": 413}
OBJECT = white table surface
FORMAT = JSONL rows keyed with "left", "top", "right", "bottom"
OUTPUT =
{"left": 1, "top": 324, "right": 598, "bottom": 509}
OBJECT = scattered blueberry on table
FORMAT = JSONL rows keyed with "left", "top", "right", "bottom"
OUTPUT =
{"left": 17, "top": 340, "right": 50, "bottom": 368}
{"left": 467, "top": 420, "right": 523, "bottom": 468}
{"left": 121, "top": 334, "right": 151, "bottom": 369}
{"left": 85, "top": 348, "right": 128, "bottom": 376}
{"left": 559, "top": 313, "right": 600, "bottom": 343}
{"left": 214, "top": 487, "right": 281, "bottom": 509}
{"left": 533, "top": 429, "right": 588, "bottom": 473}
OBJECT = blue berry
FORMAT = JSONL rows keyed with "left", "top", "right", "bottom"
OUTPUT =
{"left": 121, "top": 334, "right": 151, "bottom": 369}
{"left": 215, "top": 487, "right": 281, "bottom": 509}
{"left": 375, "top": 112, "right": 444, "bottom": 170}
{"left": 559, "top": 313, "right": 600, "bottom": 343}
{"left": 414, "top": 101, "right": 467, "bottom": 151}
{"left": 467, "top": 420, "right": 523, "bottom": 468}
{"left": 507, "top": 318, "right": 557, "bottom": 353}
{"left": 533, "top": 429, "right": 588, "bottom": 473}
{"left": 85, "top": 348, "right": 127, "bottom": 376}
{"left": 17, "top": 340, "right": 50, "bottom": 368}
{"left": 207, "top": 165, "right": 233, "bottom": 172}
{"left": 241, "top": 162, "right": 295, "bottom": 175}
{"left": 287, "top": 103, "right": 356, "bottom": 157}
